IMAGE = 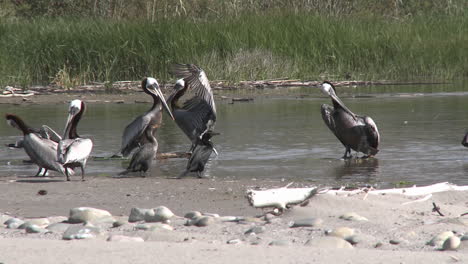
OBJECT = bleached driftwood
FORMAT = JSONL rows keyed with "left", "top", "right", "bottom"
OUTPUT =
{"left": 325, "top": 182, "right": 468, "bottom": 197}
{"left": 246, "top": 183, "right": 317, "bottom": 209}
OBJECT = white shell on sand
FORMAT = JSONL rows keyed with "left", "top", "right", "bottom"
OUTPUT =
{"left": 427, "top": 231, "right": 454, "bottom": 247}
{"left": 144, "top": 206, "right": 174, "bottom": 223}
{"left": 326, "top": 227, "right": 355, "bottom": 239}
{"left": 442, "top": 236, "right": 461, "bottom": 251}
{"left": 68, "top": 207, "right": 114, "bottom": 224}
{"left": 289, "top": 218, "right": 323, "bottom": 228}
{"left": 62, "top": 225, "right": 102, "bottom": 240}
{"left": 107, "top": 235, "right": 144, "bottom": 242}
{"left": 339, "top": 212, "right": 368, "bottom": 222}
{"left": 305, "top": 237, "right": 353, "bottom": 249}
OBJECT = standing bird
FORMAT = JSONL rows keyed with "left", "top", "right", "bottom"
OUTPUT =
{"left": 5, "top": 114, "right": 73, "bottom": 177}
{"left": 117, "top": 77, "right": 174, "bottom": 157}
{"left": 57, "top": 100, "right": 93, "bottom": 181}
{"left": 320, "top": 81, "right": 380, "bottom": 159}
{"left": 168, "top": 64, "right": 217, "bottom": 152}
{"left": 179, "top": 131, "right": 218, "bottom": 178}
{"left": 119, "top": 125, "right": 158, "bottom": 176}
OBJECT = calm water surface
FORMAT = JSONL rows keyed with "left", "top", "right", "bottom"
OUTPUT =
{"left": 1, "top": 84, "right": 468, "bottom": 188}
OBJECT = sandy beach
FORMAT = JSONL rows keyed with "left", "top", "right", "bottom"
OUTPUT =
{"left": 0, "top": 91, "right": 467, "bottom": 263}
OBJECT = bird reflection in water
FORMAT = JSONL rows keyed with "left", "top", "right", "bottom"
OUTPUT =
{"left": 333, "top": 158, "right": 380, "bottom": 181}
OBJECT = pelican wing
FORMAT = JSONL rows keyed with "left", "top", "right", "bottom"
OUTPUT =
{"left": 174, "top": 97, "right": 216, "bottom": 142}
{"left": 321, "top": 104, "right": 348, "bottom": 147}
{"left": 120, "top": 114, "right": 151, "bottom": 156}
{"left": 170, "top": 64, "right": 216, "bottom": 114}
{"left": 22, "top": 134, "right": 67, "bottom": 173}
{"left": 39, "top": 125, "right": 62, "bottom": 143}
{"left": 363, "top": 116, "right": 380, "bottom": 150}
{"left": 58, "top": 138, "right": 93, "bottom": 165}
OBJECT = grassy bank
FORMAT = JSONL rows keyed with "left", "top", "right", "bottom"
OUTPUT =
{"left": 0, "top": 12, "right": 467, "bottom": 88}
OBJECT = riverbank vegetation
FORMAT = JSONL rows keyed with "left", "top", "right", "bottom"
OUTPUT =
{"left": 0, "top": 0, "right": 467, "bottom": 88}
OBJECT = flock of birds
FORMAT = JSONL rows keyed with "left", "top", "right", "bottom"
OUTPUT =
{"left": 5, "top": 64, "right": 382, "bottom": 181}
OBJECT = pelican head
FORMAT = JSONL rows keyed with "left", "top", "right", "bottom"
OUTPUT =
{"left": 320, "top": 81, "right": 356, "bottom": 120}
{"left": 174, "top": 78, "right": 185, "bottom": 90}
{"left": 63, "top": 100, "right": 84, "bottom": 138}
{"left": 143, "top": 77, "right": 175, "bottom": 120}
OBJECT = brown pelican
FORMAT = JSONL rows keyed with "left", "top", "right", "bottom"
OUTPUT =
{"left": 179, "top": 131, "right": 218, "bottom": 178}
{"left": 57, "top": 100, "right": 93, "bottom": 181}
{"left": 119, "top": 125, "right": 158, "bottom": 176}
{"left": 168, "top": 64, "right": 217, "bottom": 153}
{"left": 117, "top": 77, "right": 174, "bottom": 157}
{"left": 5, "top": 114, "right": 73, "bottom": 177}
{"left": 320, "top": 81, "right": 380, "bottom": 159}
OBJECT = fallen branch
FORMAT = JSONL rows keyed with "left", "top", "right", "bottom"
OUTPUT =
{"left": 432, "top": 202, "right": 444, "bottom": 216}
{"left": 246, "top": 183, "right": 318, "bottom": 210}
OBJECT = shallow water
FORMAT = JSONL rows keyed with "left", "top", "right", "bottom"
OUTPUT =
{"left": 1, "top": 84, "right": 468, "bottom": 188}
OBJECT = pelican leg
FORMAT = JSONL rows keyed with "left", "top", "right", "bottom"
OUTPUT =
{"left": 342, "top": 147, "right": 352, "bottom": 159}
{"left": 65, "top": 169, "right": 71, "bottom": 181}
{"left": 80, "top": 165, "right": 85, "bottom": 181}
{"left": 34, "top": 168, "right": 44, "bottom": 177}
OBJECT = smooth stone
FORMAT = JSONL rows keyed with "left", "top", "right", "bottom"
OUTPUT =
{"left": 389, "top": 239, "right": 401, "bottom": 245}
{"left": 345, "top": 235, "right": 361, "bottom": 245}
{"left": 339, "top": 212, "right": 368, "bottom": 222}
{"left": 203, "top": 213, "right": 219, "bottom": 218}
{"left": 24, "top": 218, "right": 50, "bottom": 227}
{"left": 427, "top": 231, "right": 454, "bottom": 247}
{"left": 268, "top": 240, "right": 291, "bottom": 246}
{"left": 68, "top": 207, "right": 114, "bottom": 224}
{"left": 25, "top": 224, "right": 47, "bottom": 233}
{"left": 245, "top": 226, "right": 266, "bottom": 235}
{"left": 219, "top": 216, "right": 241, "bottom": 222}
{"left": 227, "top": 239, "right": 242, "bottom": 245}
{"left": 184, "top": 211, "right": 202, "bottom": 219}
{"left": 148, "top": 223, "right": 174, "bottom": 231}
{"left": 62, "top": 225, "right": 101, "bottom": 240}
{"left": 107, "top": 235, "right": 144, "bottom": 242}
{"left": 326, "top": 227, "right": 355, "bottom": 239}
{"left": 240, "top": 217, "right": 263, "bottom": 223}
{"left": 128, "top": 208, "right": 152, "bottom": 222}
{"left": 47, "top": 216, "right": 68, "bottom": 224}
{"left": 144, "top": 206, "right": 174, "bottom": 223}
{"left": 5, "top": 218, "right": 24, "bottom": 229}
{"left": 193, "top": 216, "right": 214, "bottom": 227}
{"left": 442, "top": 236, "right": 461, "bottom": 251}
{"left": 305, "top": 237, "right": 353, "bottom": 249}
{"left": 46, "top": 223, "right": 73, "bottom": 233}
{"left": 289, "top": 218, "right": 323, "bottom": 228}
{"left": 461, "top": 235, "right": 468, "bottom": 241}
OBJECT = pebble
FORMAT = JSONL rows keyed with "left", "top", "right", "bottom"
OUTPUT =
{"left": 218, "top": 216, "right": 241, "bottom": 222}
{"left": 25, "top": 224, "right": 47, "bottom": 234}
{"left": 326, "top": 227, "right": 355, "bottom": 239}
{"left": 339, "top": 212, "right": 368, "bottom": 222}
{"left": 227, "top": 239, "right": 242, "bottom": 245}
{"left": 46, "top": 223, "right": 73, "bottom": 233}
{"left": 184, "top": 211, "right": 202, "bottom": 219}
{"left": 128, "top": 208, "right": 152, "bottom": 222}
{"left": 107, "top": 235, "right": 144, "bottom": 242}
{"left": 442, "top": 236, "right": 461, "bottom": 251}
{"left": 144, "top": 206, "right": 174, "bottom": 223}
{"left": 461, "top": 235, "right": 468, "bottom": 241}
{"left": 193, "top": 216, "right": 214, "bottom": 227}
{"left": 289, "top": 218, "right": 323, "bottom": 228}
{"left": 345, "top": 235, "right": 361, "bottom": 245}
{"left": 5, "top": 218, "right": 24, "bottom": 229}
{"left": 389, "top": 239, "right": 401, "bottom": 245}
{"left": 427, "top": 231, "right": 454, "bottom": 247}
{"left": 24, "top": 218, "right": 50, "bottom": 227}
{"left": 305, "top": 237, "right": 353, "bottom": 249}
{"left": 112, "top": 220, "right": 127, "bottom": 228}
{"left": 244, "top": 226, "right": 266, "bottom": 235}
{"left": 62, "top": 225, "right": 101, "bottom": 240}
{"left": 68, "top": 207, "right": 115, "bottom": 224}
{"left": 268, "top": 240, "right": 291, "bottom": 246}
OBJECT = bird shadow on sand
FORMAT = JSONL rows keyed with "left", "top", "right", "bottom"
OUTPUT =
{"left": 14, "top": 177, "right": 66, "bottom": 183}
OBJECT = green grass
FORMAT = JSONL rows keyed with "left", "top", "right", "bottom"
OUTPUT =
{"left": 0, "top": 11, "right": 467, "bottom": 88}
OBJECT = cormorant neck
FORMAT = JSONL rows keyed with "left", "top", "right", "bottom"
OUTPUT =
{"left": 6, "top": 114, "right": 30, "bottom": 135}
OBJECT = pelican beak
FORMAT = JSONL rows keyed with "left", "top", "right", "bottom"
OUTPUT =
{"left": 63, "top": 106, "right": 79, "bottom": 138}
{"left": 150, "top": 85, "right": 175, "bottom": 121}
{"left": 329, "top": 93, "right": 357, "bottom": 120}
